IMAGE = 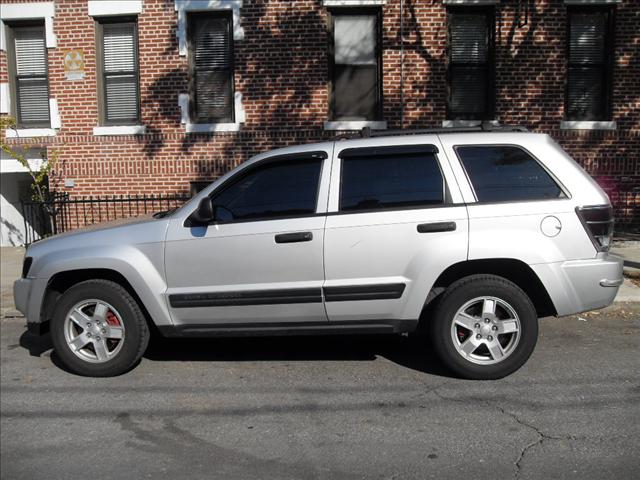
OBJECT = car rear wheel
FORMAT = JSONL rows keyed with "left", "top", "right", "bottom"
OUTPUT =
{"left": 429, "top": 274, "right": 538, "bottom": 380}
{"left": 50, "top": 279, "right": 149, "bottom": 377}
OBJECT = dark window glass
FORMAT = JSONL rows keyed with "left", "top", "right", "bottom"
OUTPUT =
{"left": 456, "top": 146, "right": 564, "bottom": 202}
{"left": 188, "top": 12, "right": 234, "bottom": 123}
{"left": 340, "top": 153, "right": 444, "bottom": 212}
{"left": 447, "top": 8, "right": 494, "bottom": 120}
{"left": 97, "top": 19, "right": 141, "bottom": 124}
{"left": 330, "top": 10, "right": 381, "bottom": 121}
{"left": 211, "top": 159, "right": 322, "bottom": 221}
{"left": 566, "top": 7, "right": 613, "bottom": 121}
{"left": 8, "top": 24, "right": 50, "bottom": 127}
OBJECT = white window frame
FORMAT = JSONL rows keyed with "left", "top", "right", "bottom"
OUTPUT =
{"left": 88, "top": 1, "right": 143, "bottom": 17}
{"left": 324, "top": 121, "right": 387, "bottom": 131}
{"left": 323, "top": 1, "right": 386, "bottom": 6}
{"left": 175, "top": 0, "right": 244, "bottom": 56}
{"left": 560, "top": 121, "right": 617, "bottom": 130}
{"left": 0, "top": 2, "right": 56, "bottom": 50}
{"left": 89, "top": 5, "right": 145, "bottom": 135}
{"left": 175, "top": 1, "right": 245, "bottom": 132}
{"left": 2, "top": 5, "right": 60, "bottom": 137}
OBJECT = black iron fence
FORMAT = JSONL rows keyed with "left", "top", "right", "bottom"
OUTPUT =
{"left": 21, "top": 193, "right": 191, "bottom": 245}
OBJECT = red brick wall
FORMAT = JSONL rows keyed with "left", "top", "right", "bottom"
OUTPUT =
{"left": 1, "top": 0, "right": 638, "bottom": 229}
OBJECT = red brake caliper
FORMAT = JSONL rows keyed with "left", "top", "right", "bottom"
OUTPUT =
{"left": 106, "top": 310, "right": 121, "bottom": 327}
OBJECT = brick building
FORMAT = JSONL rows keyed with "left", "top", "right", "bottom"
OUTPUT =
{"left": 0, "top": 0, "right": 638, "bottom": 245}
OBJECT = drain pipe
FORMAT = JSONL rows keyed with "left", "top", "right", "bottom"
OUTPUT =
{"left": 400, "top": 0, "right": 405, "bottom": 128}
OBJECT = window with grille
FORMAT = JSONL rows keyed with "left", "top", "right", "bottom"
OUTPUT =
{"left": 188, "top": 12, "right": 235, "bottom": 123}
{"left": 329, "top": 9, "right": 382, "bottom": 121}
{"left": 566, "top": 6, "right": 613, "bottom": 121}
{"left": 97, "top": 19, "right": 141, "bottom": 125}
{"left": 447, "top": 8, "right": 494, "bottom": 120}
{"left": 7, "top": 23, "right": 50, "bottom": 128}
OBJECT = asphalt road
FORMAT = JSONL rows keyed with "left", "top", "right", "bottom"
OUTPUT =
{"left": 1, "top": 305, "right": 639, "bottom": 480}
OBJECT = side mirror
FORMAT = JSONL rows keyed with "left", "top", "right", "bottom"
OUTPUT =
{"left": 190, "top": 196, "right": 215, "bottom": 224}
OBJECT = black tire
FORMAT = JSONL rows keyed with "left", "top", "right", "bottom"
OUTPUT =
{"left": 429, "top": 274, "right": 538, "bottom": 380}
{"left": 50, "top": 279, "right": 149, "bottom": 377}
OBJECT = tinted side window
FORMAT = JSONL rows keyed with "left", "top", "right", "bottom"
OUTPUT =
{"left": 340, "top": 153, "right": 444, "bottom": 212}
{"left": 456, "top": 146, "right": 564, "bottom": 202}
{"left": 212, "top": 158, "right": 322, "bottom": 221}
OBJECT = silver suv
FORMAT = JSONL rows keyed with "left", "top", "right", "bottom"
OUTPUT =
{"left": 14, "top": 128, "right": 624, "bottom": 379}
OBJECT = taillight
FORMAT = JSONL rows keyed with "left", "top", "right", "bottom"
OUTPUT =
{"left": 576, "top": 205, "right": 614, "bottom": 252}
{"left": 22, "top": 257, "right": 33, "bottom": 278}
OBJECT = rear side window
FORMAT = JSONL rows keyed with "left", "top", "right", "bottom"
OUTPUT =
{"left": 211, "top": 158, "right": 322, "bottom": 221}
{"left": 340, "top": 153, "right": 444, "bottom": 212}
{"left": 456, "top": 146, "right": 564, "bottom": 202}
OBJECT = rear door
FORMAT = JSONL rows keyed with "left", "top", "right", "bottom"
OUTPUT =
{"left": 322, "top": 137, "right": 469, "bottom": 324}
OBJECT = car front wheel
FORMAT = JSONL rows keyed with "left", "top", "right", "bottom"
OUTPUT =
{"left": 50, "top": 279, "right": 149, "bottom": 377}
{"left": 430, "top": 274, "right": 538, "bottom": 380}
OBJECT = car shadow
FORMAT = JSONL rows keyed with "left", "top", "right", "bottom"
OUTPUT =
{"left": 18, "top": 329, "right": 455, "bottom": 378}
{"left": 144, "top": 333, "right": 455, "bottom": 378}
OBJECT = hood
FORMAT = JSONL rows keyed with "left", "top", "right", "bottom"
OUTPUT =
{"left": 27, "top": 213, "right": 169, "bottom": 257}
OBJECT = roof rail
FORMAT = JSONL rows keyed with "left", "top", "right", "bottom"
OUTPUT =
{"left": 335, "top": 123, "right": 528, "bottom": 140}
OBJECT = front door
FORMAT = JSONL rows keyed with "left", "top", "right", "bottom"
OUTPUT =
{"left": 164, "top": 151, "right": 331, "bottom": 326}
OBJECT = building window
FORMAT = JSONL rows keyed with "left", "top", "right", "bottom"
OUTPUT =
{"left": 96, "top": 19, "right": 141, "bottom": 125}
{"left": 447, "top": 8, "right": 495, "bottom": 120}
{"left": 6, "top": 23, "right": 50, "bottom": 128}
{"left": 187, "top": 12, "right": 235, "bottom": 124}
{"left": 566, "top": 6, "right": 614, "bottom": 121}
{"left": 329, "top": 9, "right": 382, "bottom": 121}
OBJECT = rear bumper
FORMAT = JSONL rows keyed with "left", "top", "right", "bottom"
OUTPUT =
{"left": 532, "top": 253, "right": 624, "bottom": 317}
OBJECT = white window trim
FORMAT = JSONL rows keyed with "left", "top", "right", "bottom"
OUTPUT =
{"left": 563, "top": 1, "right": 621, "bottom": 5}
{"left": 178, "top": 92, "right": 245, "bottom": 133}
{"left": 49, "top": 98, "right": 61, "bottom": 129}
{"left": 88, "top": 1, "right": 143, "bottom": 17}
{"left": 0, "top": 2, "right": 57, "bottom": 50}
{"left": 443, "top": 1, "right": 499, "bottom": 5}
{"left": 175, "top": 0, "right": 243, "bottom": 57}
{"left": 324, "top": 120, "right": 387, "bottom": 131}
{"left": 93, "top": 125, "right": 147, "bottom": 136}
{"left": 5, "top": 128, "right": 57, "bottom": 138}
{"left": 4, "top": 98, "right": 61, "bottom": 136}
{"left": 442, "top": 120, "right": 499, "bottom": 128}
{"left": 560, "top": 121, "right": 617, "bottom": 130}
{"left": 0, "top": 84, "right": 9, "bottom": 114}
{"left": 323, "top": 1, "right": 386, "bottom": 6}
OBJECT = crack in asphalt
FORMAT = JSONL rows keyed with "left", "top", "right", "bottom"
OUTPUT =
{"left": 431, "top": 387, "right": 590, "bottom": 480}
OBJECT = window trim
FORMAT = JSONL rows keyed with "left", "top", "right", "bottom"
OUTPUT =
{"left": 5, "top": 21, "right": 51, "bottom": 129}
{"left": 328, "top": 7, "right": 383, "bottom": 122}
{"left": 337, "top": 150, "right": 449, "bottom": 214}
{"left": 564, "top": 4, "right": 615, "bottom": 122}
{"left": 453, "top": 144, "right": 572, "bottom": 204}
{"left": 95, "top": 17, "right": 142, "bottom": 126}
{"left": 187, "top": 11, "right": 236, "bottom": 124}
{"left": 184, "top": 152, "right": 328, "bottom": 227}
{"left": 446, "top": 6, "right": 495, "bottom": 121}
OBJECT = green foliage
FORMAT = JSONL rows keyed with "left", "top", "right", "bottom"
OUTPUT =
{"left": 0, "top": 116, "right": 60, "bottom": 203}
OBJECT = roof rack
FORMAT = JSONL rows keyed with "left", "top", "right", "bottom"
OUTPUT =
{"left": 335, "top": 123, "right": 528, "bottom": 140}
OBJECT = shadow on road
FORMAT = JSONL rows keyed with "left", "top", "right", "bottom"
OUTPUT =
{"left": 145, "top": 333, "right": 454, "bottom": 378}
{"left": 18, "top": 328, "right": 454, "bottom": 378}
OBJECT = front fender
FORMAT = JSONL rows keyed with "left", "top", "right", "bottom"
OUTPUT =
{"left": 31, "top": 244, "right": 173, "bottom": 327}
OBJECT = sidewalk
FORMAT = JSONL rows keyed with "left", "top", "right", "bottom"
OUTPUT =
{"left": 1, "top": 247, "right": 24, "bottom": 318}
{"left": 1, "top": 241, "right": 637, "bottom": 320}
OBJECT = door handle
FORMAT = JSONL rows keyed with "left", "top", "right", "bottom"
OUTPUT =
{"left": 275, "top": 231, "right": 313, "bottom": 244}
{"left": 417, "top": 221, "right": 457, "bottom": 233}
